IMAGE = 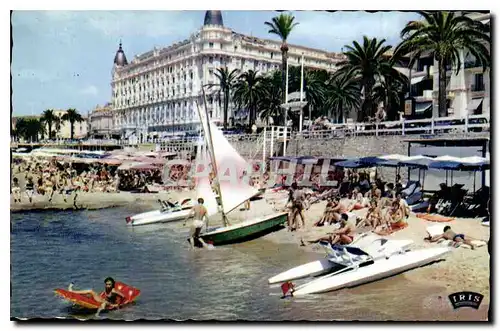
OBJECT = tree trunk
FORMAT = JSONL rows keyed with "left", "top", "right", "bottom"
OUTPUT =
{"left": 48, "top": 122, "right": 52, "bottom": 140}
{"left": 438, "top": 59, "right": 447, "bottom": 117}
{"left": 338, "top": 101, "right": 343, "bottom": 123}
{"left": 281, "top": 48, "right": 288, "bottom": 125}
{"left": 223, "top": 88, "right": 229, "bottom": 129}
{"left": 70, "top": 121, "right": 74, "bottom": 140}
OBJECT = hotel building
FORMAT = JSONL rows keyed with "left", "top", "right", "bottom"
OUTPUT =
{"left": 110, "top": 10, "right": 345, "bottom": 141}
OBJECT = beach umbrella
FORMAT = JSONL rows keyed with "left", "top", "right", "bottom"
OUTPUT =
{"left": 334, "top": 159, "right": 366, "bottom": 169}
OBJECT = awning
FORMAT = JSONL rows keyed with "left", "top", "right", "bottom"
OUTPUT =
{"left": 411, "top": 76, "right": 425, "bottom": 85}
{"left": 415, "top": 102, "right": 433, "bottom": 113}
{"left": 466, "top": 98, "right": 483, "bottom": 111}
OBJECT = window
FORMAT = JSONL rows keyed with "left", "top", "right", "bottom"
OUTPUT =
{"left": 209, "top": 57, "right": 213, "bottom": 64}
{"left": 209, "top": 69, "right": 214, "bottom": 76}
{"left": 472, "top": 73, "right": 485, "bottom": 91}
{"left": 209, "top": 42, "right": 214, "bottom": 48}
{"left": 270, "top": 52, "right": 274, "bottom": 59}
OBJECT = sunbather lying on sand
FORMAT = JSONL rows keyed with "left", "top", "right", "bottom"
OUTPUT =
{"left": 425, "top": 225, "right": 479, "bottom": 250}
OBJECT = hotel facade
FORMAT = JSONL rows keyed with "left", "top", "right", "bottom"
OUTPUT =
{"left": 110, "top": 11, "right": 345, "bottom": 141}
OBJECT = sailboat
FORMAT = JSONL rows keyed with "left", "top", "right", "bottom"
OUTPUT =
{"left": 193, "top": 97, "right": 288, "bottom": 246}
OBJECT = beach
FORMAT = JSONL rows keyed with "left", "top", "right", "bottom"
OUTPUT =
{"left": 9, "top": 186, "right": 490, "bottom": 321}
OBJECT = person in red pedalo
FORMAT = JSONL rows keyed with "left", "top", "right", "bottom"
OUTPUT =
{"left": 67, "top": 277, "right": 125, "bottom": 317}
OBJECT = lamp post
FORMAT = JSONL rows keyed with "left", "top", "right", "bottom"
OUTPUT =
{"left": 299, "top": 53, "right": 304, "bottom": 132}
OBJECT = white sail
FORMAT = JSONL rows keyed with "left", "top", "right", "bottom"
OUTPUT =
{"left": 205, "top": 121, "right": 259, "bottom": 214}
{"left": 194, "top": 141, "right": 219, "bottom": 217}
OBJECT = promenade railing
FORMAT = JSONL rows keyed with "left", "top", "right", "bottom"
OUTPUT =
{"left": 12, "top": 114, "right": 489, "bottom": 148}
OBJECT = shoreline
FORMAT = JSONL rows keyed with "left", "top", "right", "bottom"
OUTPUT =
{"left": 10, "top": 191, "right": 185, "bottom": 213}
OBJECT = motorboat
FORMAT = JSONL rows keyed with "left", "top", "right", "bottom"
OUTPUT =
{"left": 268, "top": 234, "right": 413, "bottom": 284}
{"left": 125, "top": 198, "right": 193, "bottom": 223}
{"left": 290, "top": 245, "right": 450, "bottom": 296}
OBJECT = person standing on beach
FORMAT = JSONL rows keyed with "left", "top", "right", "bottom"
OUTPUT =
{"left": 183, "top": 198, "right": 210, "bottom": 249}
{"left": 289, "top": 185, "right": 306, "bottom": 231}
{"left": 12, "top": 177, "right": 21, "bottom": 203}
{"left": 25, "top": 177, "right": 35, "bottom": 203}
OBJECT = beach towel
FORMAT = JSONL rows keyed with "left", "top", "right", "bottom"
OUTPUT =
{"left": 425, "top": 225, "right": 486, "bottom": 249}
{"left": 416, "top": 213, "right": 454, "bottom": 222}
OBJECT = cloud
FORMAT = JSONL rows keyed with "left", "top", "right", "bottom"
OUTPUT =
{"left": 80, "top": 85, "right": 99, "bottom": 96}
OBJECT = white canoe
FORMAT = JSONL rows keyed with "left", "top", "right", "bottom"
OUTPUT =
{"left": 268, "top": 238, "right": 413, "bottom": 284}
{"left": 128, "top": 209, "right": 192, "bottom": 227}
{"left": 291, "top": 247, "right": 451, "bottom": 296}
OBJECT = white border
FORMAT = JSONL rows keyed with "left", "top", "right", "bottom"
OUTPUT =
{"left": 3, "top": 1, "right": 496, "bottom": 330}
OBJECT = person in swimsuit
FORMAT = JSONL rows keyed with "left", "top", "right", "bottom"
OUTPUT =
{"left": 315, "top": 197, "right": 335, "bottom": 227}
{"left": 12, "top": 177, "right": 22, "bottom": 203}
{"left": 67, "top": 277, "right": 125, "bottom": 317}
{"left": 426, "top": 225, "right": 479, "bottom": 249}
{"left": 356, "top": 199, "right": 382, "bottom": 229}
{"left": 304, "top": 214, "right": 355, "bottom": 246}
{"left": 330, "top": 197, "right": 348, "bottom": 224}
{"left": 183, "top": 198, "right": 210, "bottom": 249}
{"left": 25, "top": 177, "right": 35, "bottom": 203}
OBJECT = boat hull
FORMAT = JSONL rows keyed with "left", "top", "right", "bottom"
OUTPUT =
{"left": 292, "top": 247, "right": 451, "bottom": 296}
{"left": 130, "top": 209, "right": 191, "bottom": 226}
{"left": 199, "top": 212, "right": 288, "bottom": 246}
{"left": 130, "top": 209, "right": 162, "bottom": 221}
{"left": 268, "top": 239, "right": 414, "bottom": 284}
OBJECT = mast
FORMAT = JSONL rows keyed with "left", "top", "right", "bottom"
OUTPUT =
{"left": 197, "top": 87, "right": 229, "bottom": 226}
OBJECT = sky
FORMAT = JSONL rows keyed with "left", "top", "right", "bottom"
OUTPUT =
{"left": 11, "top": 10, "right": 420, "bottom": 116}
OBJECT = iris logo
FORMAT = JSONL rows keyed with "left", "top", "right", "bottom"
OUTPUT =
{"left": 448, "top": 291, "right": 484, "bottom": 310}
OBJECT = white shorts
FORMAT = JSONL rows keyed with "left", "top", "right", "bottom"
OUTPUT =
{"left": 192, "top": 219, "right": 204, "bottom": 228}
{"left": 190, "top": 219, "right": 204, "bottom": 237}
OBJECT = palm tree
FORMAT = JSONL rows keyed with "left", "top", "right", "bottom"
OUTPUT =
{"left": 395, "top": 11, "right": 490, "bottom": 117}
{"left": 61, "top": 108, "right": 84, "bottom": 140}
{"left": 326, "top": 69, "right": 362, "bottom": 123}
{"left": 16, "top": 118, "right": 45, "bottom": 142}
{"left": 41, "top": 109, "right": 57, "bottom": 140}
{"left": 207, "top": 67, "right": 239, "bottom": 129}
{"left": 371, "top": 57, "right": 410, "bottom": 120}
{"left": 265, "top": 13, "right": 299, "bottom": 123}
{"left": 288, "top": 67, "right": 329, "bottom": 120}
{"left": 337, "top": 36, "right": 393, "bottom": 121}
{"left": 51, "top": 114, "right": 63, "bottom": 140}
{"left": 258, "top": 70, "right": 283, "bottom": 125}
{"left": 232, "top": 70, "right": 268, "bottom": 128}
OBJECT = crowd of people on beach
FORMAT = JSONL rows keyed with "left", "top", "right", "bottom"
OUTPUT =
{"left": 11, "top": 157, "right": 120, "bottom": 205}
{"left": 278, "top": 169, "right": 412, "bottom": 246}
